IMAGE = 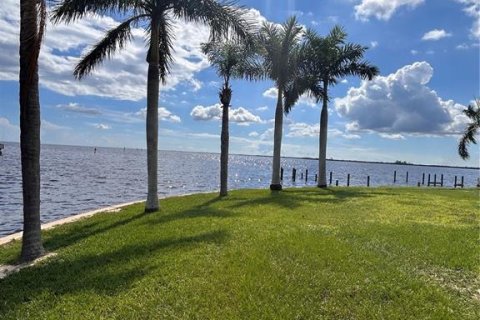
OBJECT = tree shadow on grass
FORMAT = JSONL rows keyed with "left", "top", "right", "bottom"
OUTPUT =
{"left": 143, "top": 195, "right": 237, "bottom": 226}
{"left": 0, "top": 230, "right": 228, "bottom": 317}
{"left": 4, "top": 188, "right": 400, "bottom": 264}
{"left": 43, "top": 211, "right": 147, "bottom": 252}
{"left": 227, "top": 188, "right": 379, "bottom": 210}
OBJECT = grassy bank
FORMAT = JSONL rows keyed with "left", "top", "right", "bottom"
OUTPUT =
{"left": 0, "top": 188, "right": 479, "bottom": 319}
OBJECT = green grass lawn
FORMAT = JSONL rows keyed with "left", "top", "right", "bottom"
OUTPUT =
{"left": 0, "top": 187, "right": 479, "bottom": 319}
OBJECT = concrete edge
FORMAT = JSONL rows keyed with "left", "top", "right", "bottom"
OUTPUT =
{"left": 0, "top": 190, "right": 217, "bottom": 247}
{"left": 0, "top": 200, "right": 144, "bottom": 246}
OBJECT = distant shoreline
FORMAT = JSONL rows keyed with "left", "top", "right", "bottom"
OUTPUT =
{"left": 2, "top": 140, "right": 479, "bottom": 171}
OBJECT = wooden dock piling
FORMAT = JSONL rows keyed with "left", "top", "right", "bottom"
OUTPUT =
{"left": 292, "top": 168, "right": 296, "bottom": 182}
{"left": 347, "top": 174, "right": 350, "bottom": 187}
{"left": 329, "top": 171, "right": 333, "bottom": 185}
{"left": 367, "top": 176, "right": 370, "bottom": 187}
{"left": 280, "top": 167, "right": 284, "bottom": 181}
{"left": 394, "top": 171, "right": 397, "bottom": 183}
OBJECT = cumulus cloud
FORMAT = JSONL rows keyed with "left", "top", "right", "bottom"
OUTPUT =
{"left": 422, "top": 29, "right": 452, "bottom": 41}
{"left": 335, "top": 61, "right": 469, "bottom": 137}
{"left": 263, "top": 87, "right": 317, "bottom": 107}
{"left": 355, "top": 0, "right": 424, "bottom": 21}
{"left": 456, "top": 0, "right": 480, "bottom": 39}
{"left": 57, "top": 103, "right": 101, "bottom": 115}
{"left": 190, "top": 104, "right": 263, "bottom": 124}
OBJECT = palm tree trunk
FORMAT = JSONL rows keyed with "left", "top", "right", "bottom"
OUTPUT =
{"left": 317, "top": 81, "right": 329, "bottom": 188}
{"left": 219, "top": 85, "right": 231, "bottom": 197}
{"left": 270, "top": 86, "right": 283, "bottom": 191}
{"left": 145, "top": 17, "right": 160, "bottom": 212}
{"left": 19, "top": 0, "right": 45, "bottom": 262}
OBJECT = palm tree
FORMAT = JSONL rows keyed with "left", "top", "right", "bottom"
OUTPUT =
{"left": 201, "top": 40, "right": 260, "bottom": 196}
{"left": 19, "top": 0, "right": 47, "bottom": 262}
{"left": 52, "top": 0, "right": 251, "bottom": 212}
{"left": 258, "top": 16, "right": 304, "bottom": 191}
{"left": 458, "top": 99, "right": 480, "bottom": 160}
{"left": 288, "top": 27, "right": 379, "bottom": 187}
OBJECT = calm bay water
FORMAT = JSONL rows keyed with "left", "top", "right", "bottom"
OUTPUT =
{"left": 0, "top": 142, "right": 478, "bottom": 236}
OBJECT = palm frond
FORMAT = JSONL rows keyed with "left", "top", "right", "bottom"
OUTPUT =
{"left": 51, "top": 0, "right": 145, "bottom": 23}
{"left": 458, "top": 99, "right": 480, "bottom": 159}
{"left": 74, "top": 14, "right": 147, "bottom": 79}
{"left": 146, "top": 13, "right": 174, "bottom": 83}
{"left": 458, "top": 122, "right": 478, "bottom": 159}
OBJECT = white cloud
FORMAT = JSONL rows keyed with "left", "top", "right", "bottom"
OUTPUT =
{"left": 287, "top": 122, "right": 319, "bottom": 137}
{"left": 0, "top": 117, "right": 20, "bottom": 141}
{"left": 263, "top": 87, "right": 317, "bottom": 107}
{"left": 94, "top": 123, "right": 111, "bottom": 130}
{"left": 410, "top": 49, "right": 419, "bottom": 55}
{"left": 421, "top": 29, "right": 452, "bottom": 41}
{"left": 190, "top": 104, "right": 263, "bottom": 124}
{"left": 259, "top": 128, "right": 274, "bottom": 141}
{"left": 287, "top": 122, "right": 361, "bottom": 139}
{"left": 335, "top": 61, "right": 469, "bottom": 136}
{"left": 256, "top": 106, "right": 269, "bottom": 111}
{"left": 134, "top": 107, "right": 181, "bottom": 123}
{"left": 379, "top": 133, "right": 405, "bottom": 140}
{"left": 341, "top": 79, "right": 349, "bottom": 84}
{"left": 370, "top": 41, "right": 379, "bottom": 48}
{"left": 456, "top": 43, "right": 470, "bottom": 50}
{"left": 248, "top": 131, "right": 259, "bottom": 137}
{"left": 355, "top": 0, "right": 424, "bottom": 21}
{"left": 57, "top": 103, "right": 101, "bottom": 115}
{"left": 230, "top": 107, "right": 263, "bottom": 124}
{"left": 456, "top": 0, "right": 480, "bottom": 39}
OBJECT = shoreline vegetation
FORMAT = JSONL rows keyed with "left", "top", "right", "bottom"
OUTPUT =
{"left": 2, "top": 141, "right": 479, "bottom": 171}
{"left": 0, "top": 188, "right": 478, "bottom": 319}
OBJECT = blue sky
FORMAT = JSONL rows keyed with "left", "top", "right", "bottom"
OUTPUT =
{"left": 0, "top": 0, "right": 478, "bottom": 166}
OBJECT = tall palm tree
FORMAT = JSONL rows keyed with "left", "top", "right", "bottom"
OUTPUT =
{"left": 201, "top": 39, "right": 260, "bottom": 196}
{"left": 458, "top": 99, "right": 480, "bottom": 160}
{"left": 258, "top": 16, "right": 304, "bottom": 191}
{"left": 288, "top": 27, "right": 378, "bottom": 187}
{"left": 19, "top": 0, "right": 47, "bottom": 262}
{"left": 52, "top": 0, "right": 251, "bottom": 212}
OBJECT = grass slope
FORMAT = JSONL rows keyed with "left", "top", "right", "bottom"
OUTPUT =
{"left": 0, "top": 188, "right": 479, "bottom": 319}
